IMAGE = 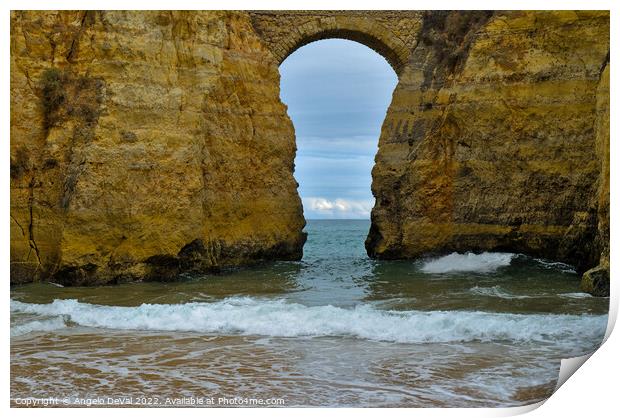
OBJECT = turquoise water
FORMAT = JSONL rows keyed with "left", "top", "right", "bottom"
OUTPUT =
{"left": 10, "top": 220, "right": 609, "bottom": 407}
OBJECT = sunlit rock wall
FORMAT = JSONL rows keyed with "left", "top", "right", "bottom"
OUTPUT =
{"left": 11, "top": 11, "right": 609, "bottom": 291}
{"left": 10, "top": 11, "right": 305, "bottom": 285}
{"left": 366, "top": 11, "right": 610, "bottom": 286}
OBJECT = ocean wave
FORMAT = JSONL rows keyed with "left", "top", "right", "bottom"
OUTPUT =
{"left": 10, "top": 297, "right": 607, "bottom": 344}
{"left": 420, "top": 252, "right": 515, "bottom": 274}
{"left": 10, "top": 317, "right": 68, "bottom": 337}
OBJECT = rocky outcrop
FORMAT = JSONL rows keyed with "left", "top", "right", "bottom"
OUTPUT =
{"left": 366, "top": 11, "right": 610, "bottom": 295}
{"left": 11, "top": 11, "right": 609, "bottom": 292}
{"left": 581, "top": 60, "right": 610, "bottom": 296}
{"left": 10, "top": 11, "right": 305, "bottom": 285}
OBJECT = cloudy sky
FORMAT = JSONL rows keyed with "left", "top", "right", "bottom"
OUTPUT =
{"left": 279, "top": 39, "right": 398, "bottom": 219}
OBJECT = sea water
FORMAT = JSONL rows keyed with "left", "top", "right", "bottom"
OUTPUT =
{"left": 10, "top": 220, "right": 609, "bottom": 407}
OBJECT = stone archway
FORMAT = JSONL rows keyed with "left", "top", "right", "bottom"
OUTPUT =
{"left": 9, "top": 11, "right": 610, "bottom": 292}
{"left": 249, "top": 10, "right": 611, "bottom": 284}
{"left": 249, "top": 11, "right": 422, "bottom": 76}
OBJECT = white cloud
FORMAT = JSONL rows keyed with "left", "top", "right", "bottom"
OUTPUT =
{"left": 303, "top": 197, "right": 374, "bottom": 219}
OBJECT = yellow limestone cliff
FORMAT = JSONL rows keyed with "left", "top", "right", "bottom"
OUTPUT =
{"left": 10, "top": 11, "right": 610, "bottom": 295}
{"left": 10, "top": 11, "right": 305, "bottom": 285}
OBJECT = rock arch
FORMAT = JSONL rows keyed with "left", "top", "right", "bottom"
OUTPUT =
{"left": 249, "top": 12, "right": 421, "bottom": 76}
{"left": 9, "top": 11, "right": 610, "bottom": 294}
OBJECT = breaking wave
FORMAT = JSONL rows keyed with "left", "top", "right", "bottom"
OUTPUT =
{"left": 420, "top": 252, "right": 515, "bottom": 274}
{"left": 10, "top": 297, "right": 607, "bottom": 345}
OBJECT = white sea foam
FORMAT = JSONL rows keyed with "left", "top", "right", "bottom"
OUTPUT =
{"left": 533, "top": 258, "right": 577, "bottom": 274}
{"left": 10, "top": 297, "right": 607, "bottom": 344}
{"left": 420, "top": 252, "right": 515, "bottom": 274}
{"left": 469, "top": 286, "right": 533, "bottom": 300}
{"left": 10, "top": 317, "right": 68, "bottom": 337}
{"left": 559, "top": 292, "right": 594, "bottom": 299}
{"left": 469, "top": 287, "right": 596, "bottom": 300}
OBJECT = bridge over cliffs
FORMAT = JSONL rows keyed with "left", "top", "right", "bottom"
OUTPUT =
{"left": 10, "top": 11, "right": 609, "bottom": 295}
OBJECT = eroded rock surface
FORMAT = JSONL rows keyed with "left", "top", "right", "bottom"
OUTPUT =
{"left": 11, "top": 11, "right": 609, "bottom": 293}
{"left": 366, "top": 11, "right": 610, "bottom": 289}
{"left": 11, "top": 11, "right": 305, "bottom": 285}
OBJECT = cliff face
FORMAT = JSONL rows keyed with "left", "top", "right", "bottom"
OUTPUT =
{"left": 10, "top": 11, "right": 305, "bottom": 285}
{"left": 367, "top": 11, "right": 610, "bottom": 286}
{"left": 581, "top": 61, "right": 610, "bottom": 296}
{"left": 11, "top": 11, "right": 609, "bottom": 292}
